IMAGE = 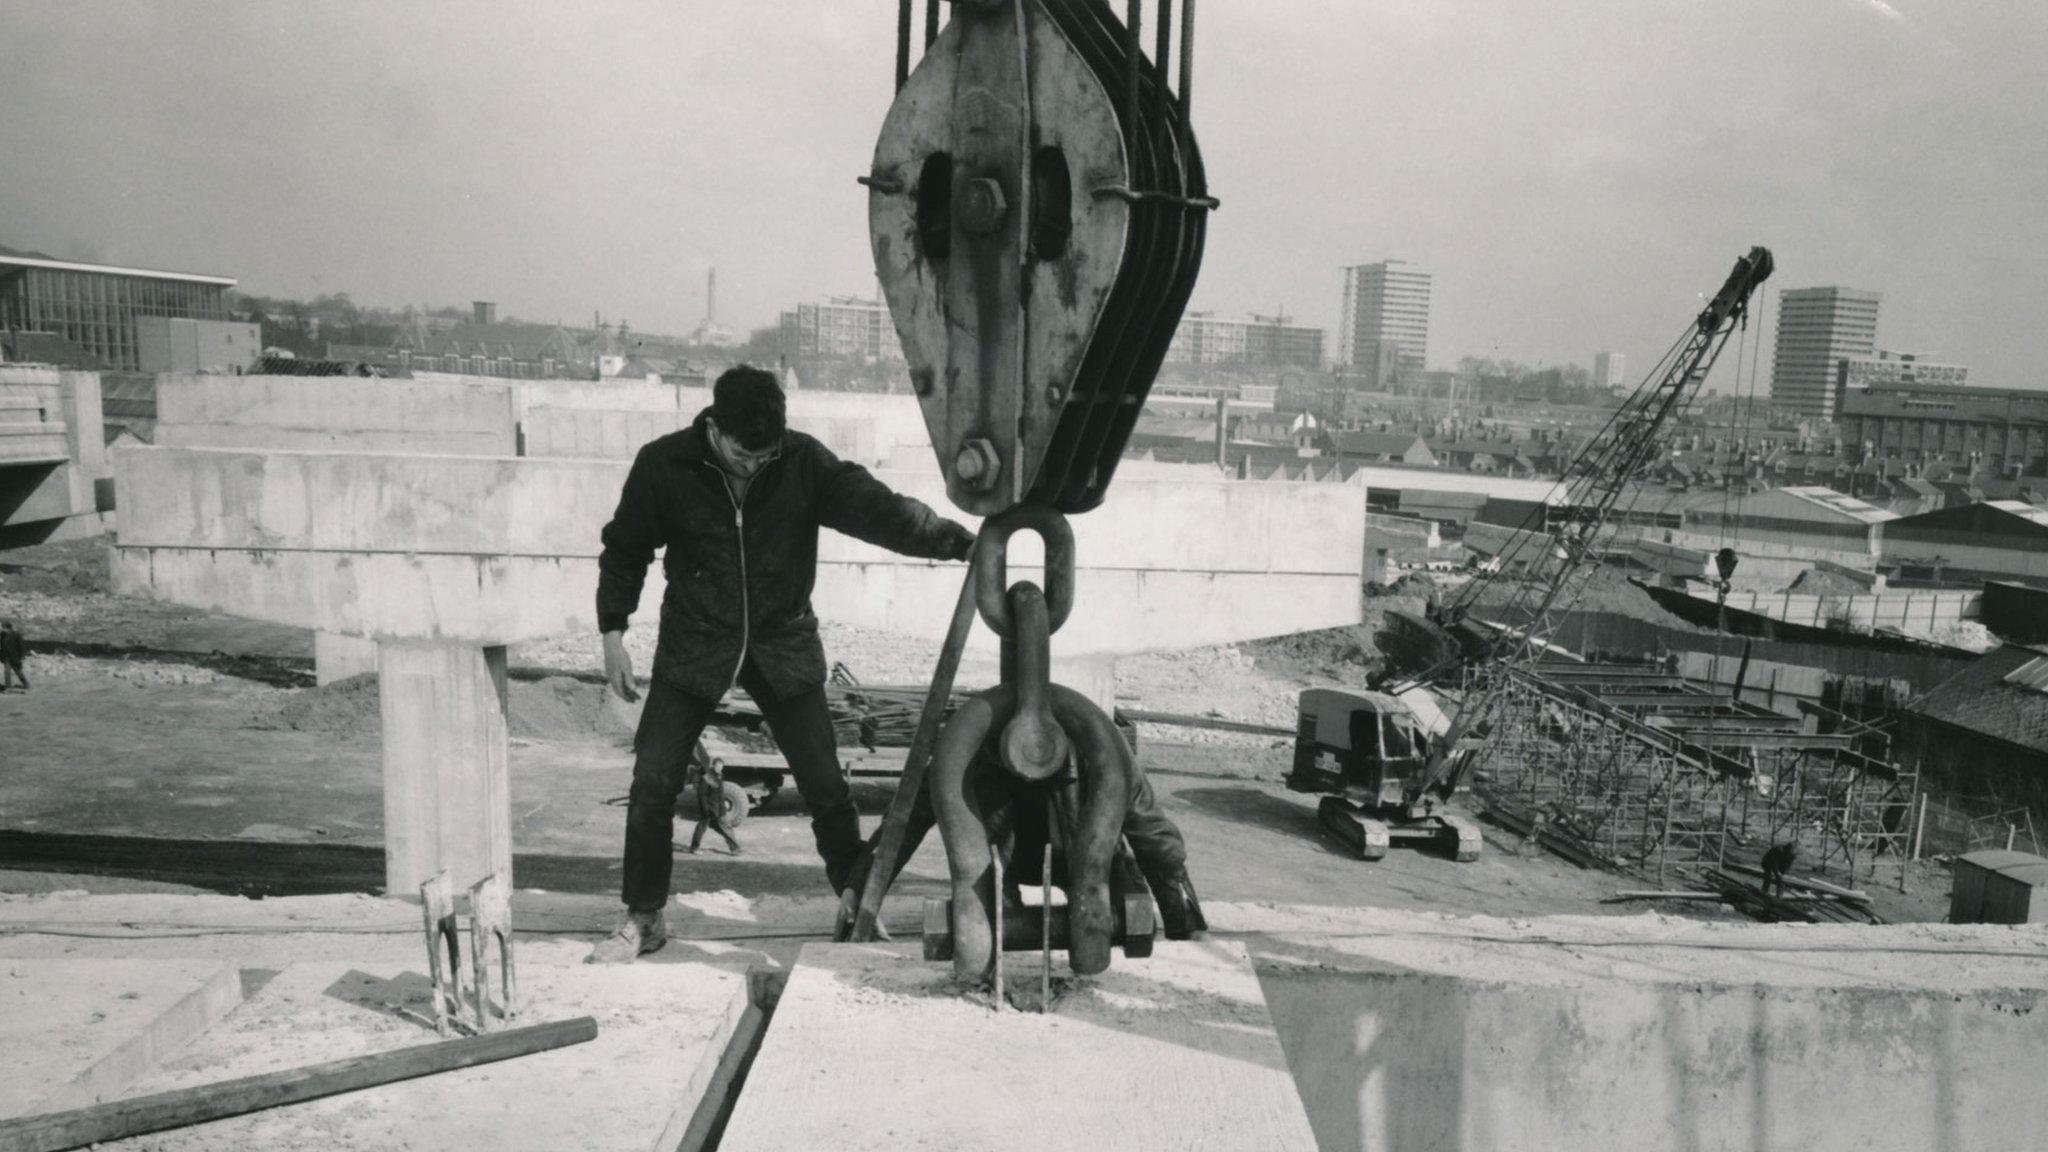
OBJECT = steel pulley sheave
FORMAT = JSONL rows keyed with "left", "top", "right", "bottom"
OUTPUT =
{"left": 866, "top": 0, "right": 1212, "bottom": 516}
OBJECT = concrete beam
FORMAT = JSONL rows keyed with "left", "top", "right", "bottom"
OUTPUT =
{"left": 154, "top": 374, "right": 518, "bottom": 455}
{"left": 112, "top": 447, "right": 1364, "bottom": 652}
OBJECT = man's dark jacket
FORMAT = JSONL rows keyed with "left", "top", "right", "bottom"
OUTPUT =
{"left": 597, "top": 410, "right": 965, "bottom": 701}
{"left": 0, "top": 627, "right": 21, "bottom": 665}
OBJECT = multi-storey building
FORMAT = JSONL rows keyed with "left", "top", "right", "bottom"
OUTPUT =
{"left": 0, "top": 244, "right": 235, "bottom": 372}
{"left": 1769, "top": 286, "right": 1880, "bottom": 418}
{"left": 1593, "top": 350, "right": 1627, "bottom": 391}
{"left": 1837, "top": 383, "right": 2048, "bottom": 474}
{"left": 1165, "top": 312, "right": 1325, "bottom": 368}
{"left": 1336, "top": 260, "right": 1429, "bottom": 390}
{"left": 1831, "top": 350, "right": 1967, "bottom": 417}
{"left": 779, "top": 297, "right": 904, "bottom": 364}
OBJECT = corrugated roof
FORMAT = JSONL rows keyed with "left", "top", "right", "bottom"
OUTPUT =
{"left": 1778, "top": 485, "right": 1898, "bottom": 524}
{"left": 1911, "top": 645, "right": 2048, "bottom": 754}
{"left": 2003, "top": 655, "right": 2048, "bottom": 694}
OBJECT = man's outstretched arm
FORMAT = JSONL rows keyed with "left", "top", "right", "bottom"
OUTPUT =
{"left": 815, "top": 446, "right": 974, "bottom": 561}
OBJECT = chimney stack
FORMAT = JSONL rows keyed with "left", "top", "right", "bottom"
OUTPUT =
{"left": 706, "top": 268, "right": 718, "bottom": 326}
{"left": 474, "top": 301, "right": 496, "bottom": 326}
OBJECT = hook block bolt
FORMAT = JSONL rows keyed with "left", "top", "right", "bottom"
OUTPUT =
{"left": 957, "top": 177, "right": 1009, "bottom": 235}
{"left": 955, "top": 439, "right": 1002, "bottom": 491}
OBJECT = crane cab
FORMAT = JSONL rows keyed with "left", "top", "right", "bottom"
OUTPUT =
{"left": 1286, "top": 688, "right": 1431, "bottom": 806}
{"left": 1286, "top": 687, "right": 1481, "bottom": 863}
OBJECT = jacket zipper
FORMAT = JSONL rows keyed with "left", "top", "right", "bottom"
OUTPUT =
{"left": 719, "top": 471, "right": 750, "bottom": 695}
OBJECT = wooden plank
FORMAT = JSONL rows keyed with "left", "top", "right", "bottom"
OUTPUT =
{"left": 719, "top": 942, "right": 1318, "bottom": 1152}
{"left": 0, "top": 1018, "right": 597, "bottom": 1152}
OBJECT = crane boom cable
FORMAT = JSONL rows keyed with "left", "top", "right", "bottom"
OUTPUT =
{"left": 1398, "top": 248, "right": 1773, "bottom": 796}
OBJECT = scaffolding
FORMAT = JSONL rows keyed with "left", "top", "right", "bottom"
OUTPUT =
{"left": 1468, "top": 662, "right": 1918, "bottom": 890}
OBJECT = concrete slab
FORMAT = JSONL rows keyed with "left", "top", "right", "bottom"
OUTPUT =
{"left": 0, "top": 958, "right": 241, "bottom": 1118}
{"left": 718, "top": 941, "right": 1318, "bottom": 1152}
{"left": 100, "top": 959, "right": 749, "bottom": 1151}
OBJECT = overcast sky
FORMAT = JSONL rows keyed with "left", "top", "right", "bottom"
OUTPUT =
{"left": 4, "top": 1, "right": 2043, "bottom": 392}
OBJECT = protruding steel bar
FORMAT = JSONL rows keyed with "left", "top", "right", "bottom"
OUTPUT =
{"left": 1041, "top": 825, "right": 1053, "bottom": 1013}
{"left": 895, "top": 0, "right": 913, "bottom": 92}
{"left": 1156, "top": 0, "right": 1173, "bottom": 86}
{"left": 848, "top": 549, "right": 984, "bottom": 942}
{"left": 1179, "top": 0, "right": 1195, "bottom": 115}
{"left": 925, "top": 0, "right": 941, "bottom": 48}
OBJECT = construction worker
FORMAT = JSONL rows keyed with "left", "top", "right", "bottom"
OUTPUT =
{"left": 685, "top": 745, "right": 742, "bottom": 857}
{"left": 588, "top": 365, "right": 976, "bottom": 963}
{"left": 1760, "top": 841, "right": 1797, "bottom": 898}
{"left": 0, "top": 621, "right": 27, "bottom": 692}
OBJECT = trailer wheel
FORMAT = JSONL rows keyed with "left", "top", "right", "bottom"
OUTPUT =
{"left": 717, "top": 780, "right": 751, "bottom": 829}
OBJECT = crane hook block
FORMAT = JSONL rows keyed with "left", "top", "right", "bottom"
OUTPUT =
{"left": 867, "top": 0, "right": 1210, "bottom": 515}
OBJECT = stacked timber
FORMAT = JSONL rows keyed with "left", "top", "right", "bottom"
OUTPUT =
{"left": 1695, "top": 867, "right": 1886, "bottom": 925}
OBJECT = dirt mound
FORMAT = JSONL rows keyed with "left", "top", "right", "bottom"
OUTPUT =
{"left": 1786, "top": 567, "right": 1869, "bottom": 597}
{"left": 0, "top": 539, "right": 112, "bottom": 594}
{"left": 252, "top": 673, "right": 382, "bottom": 737}
{"left": 247, "top": 673, "right": 643, "bottom": 743}
{"left": 509, "top": 676, "right": 623, "bottom": 741}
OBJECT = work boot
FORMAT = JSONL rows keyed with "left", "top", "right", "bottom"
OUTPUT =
{"left": 1147, "top": 866, "right": 1209, "bottom": 941}
{"left": 585, "top": 909, "right": 667, "bottom": 964}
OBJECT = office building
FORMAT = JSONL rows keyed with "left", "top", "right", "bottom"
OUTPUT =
{"left": 1337, "top": 260, "right": 1430, "bottom": 390}
{"left": 1770, "top": 286, "right": 1880, "bottom": 418}
{"left": 1166, "top": 312, "right": 1325, "bottom": 368}
{"left": 1593, "top": 350, "right": 1627, "bottom": 391}
{"left": 1832, "top": 350, "right": 1967, "bottom": 417}
{"left": 0, "top": 244, "right": 235, "bottom": 372}
{"left": 780, "top": 297, "right": 904, "bottom": 363}
{"left": 1837, "top": 382, "right": 2048, "bottom": 473}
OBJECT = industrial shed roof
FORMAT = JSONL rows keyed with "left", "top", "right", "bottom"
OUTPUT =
{"left": 1910, "top": 645, "right": 2048, "bottom": 755}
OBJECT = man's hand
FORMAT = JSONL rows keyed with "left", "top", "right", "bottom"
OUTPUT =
{"left": 602, "top": 631, "right": 640, "bottom": 702}
{"left": 941, "top": 520, "right": 977, "bottom": 562}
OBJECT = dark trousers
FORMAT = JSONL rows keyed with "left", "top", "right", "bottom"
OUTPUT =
{"left": 0, "top": 658, "right": 24, "bottom": 690}
{"left": 622, "top": 660, "right": 860, "bottom": 912}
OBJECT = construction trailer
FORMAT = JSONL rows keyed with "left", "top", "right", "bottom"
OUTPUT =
{"left": 1949, "top": 849, "right": 2048, "bottom": 924}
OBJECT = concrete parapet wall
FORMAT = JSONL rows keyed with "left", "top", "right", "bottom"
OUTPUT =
{"left": 520, "top": 406, "right": 686, "bottom": 461}
{"left": 1, "top": 370, "right": 108, "bottom": 535}
{"left": 155, "top": 374, "right": 518, "bottom": 455}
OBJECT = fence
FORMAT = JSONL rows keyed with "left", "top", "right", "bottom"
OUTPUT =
{"left": 1914, "top": 789, "right": 2044, "bottom": 859}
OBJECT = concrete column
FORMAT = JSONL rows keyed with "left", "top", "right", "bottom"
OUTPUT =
{"left": 1052, "top": 653, "right": 1119, "bottom": 717}
{"left": 313, "top": 631, "right": 380, "bottom": 685}
{"left": 376, "top": 640, "right": 513, "bottom": 897}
